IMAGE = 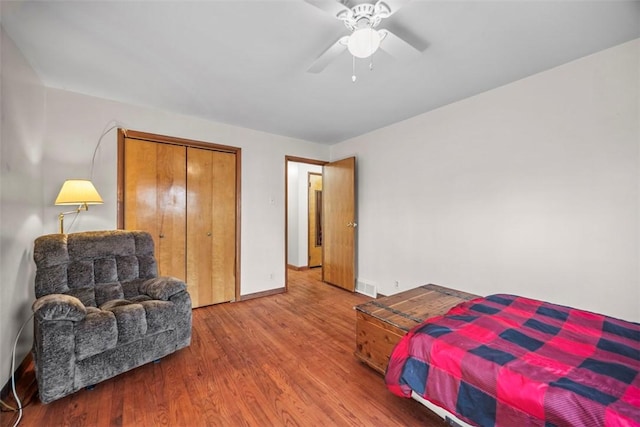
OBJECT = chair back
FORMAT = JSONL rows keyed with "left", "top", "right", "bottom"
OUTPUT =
{"left": 34, "top": 230, "right": 158, "bottom": 307}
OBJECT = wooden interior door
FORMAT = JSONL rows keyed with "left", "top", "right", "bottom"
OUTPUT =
{"left": 123, "top": 138, "right": 187, "bottom": 280}
{"left": 322, "top": 157, "right": 356, "bottom": 291}
{"left": 187, "top": 147, "right": 236, "bottom": 307}
{"left": 308, "top": 172, "right": 323, "bottom": 268}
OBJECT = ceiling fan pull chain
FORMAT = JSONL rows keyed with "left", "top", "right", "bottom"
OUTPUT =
{"left": 370, "top": 55, "right": 374, "bottom": 71}
{"left": 352, "top": 55, "right": 357, "bottom": 83}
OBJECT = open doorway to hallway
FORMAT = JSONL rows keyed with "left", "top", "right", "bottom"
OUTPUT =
{"left": 285, "top": 155, "right": 357, "bottom": 292}
{"left": 286, "top": 158, "right": 323, "bottom": 272}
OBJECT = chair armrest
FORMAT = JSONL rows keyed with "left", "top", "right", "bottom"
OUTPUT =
{"left": 140, "top": 277, "right": 187, "bottom": 301}
{"left": 32, "top": 294, "right": 87, "bottom": 321}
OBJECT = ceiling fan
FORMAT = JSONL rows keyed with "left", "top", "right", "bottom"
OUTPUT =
{"left": 305, "top": 0, "right": 424, "bottom": 74}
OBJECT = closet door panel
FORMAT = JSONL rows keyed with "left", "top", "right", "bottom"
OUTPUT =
{"left": 186, "top": 147, "right": 212, "bottom": 307}
{"left": 124, "top": 139, "right": 187, "bottom": 280}
{"left": 187, "top": 148, "right": 236, "bottom": 307}
{"left": 210, "top": 150, "right": 236, "bottom": 304}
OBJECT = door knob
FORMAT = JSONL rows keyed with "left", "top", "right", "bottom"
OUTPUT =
{"left": 207, "top": 232, "right": 212, "bottom": 236}
{"left": 159, "top": 234, "right": 165, "bottom": 238}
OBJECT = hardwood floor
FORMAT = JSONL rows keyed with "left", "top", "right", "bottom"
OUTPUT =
{"left": 1, "top": 269, "right": 445, "bottom": 426}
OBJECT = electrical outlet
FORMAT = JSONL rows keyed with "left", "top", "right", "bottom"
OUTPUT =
{"left": 394, "top": 280, "right": 399, "bottom": 289}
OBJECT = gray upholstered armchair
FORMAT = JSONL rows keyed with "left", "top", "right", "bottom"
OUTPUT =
{"left": 32, "top": 230, "right": 192, "bottom": 403}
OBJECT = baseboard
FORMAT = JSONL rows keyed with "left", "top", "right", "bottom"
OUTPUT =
{"left": 1, "top": 352, "right": 32, "bottom": 401}
{"left": 239, "top": 287, "right": 286, "bottom": 301}
{"left": 286, "top": 264, "right": 309, "bottom": 271}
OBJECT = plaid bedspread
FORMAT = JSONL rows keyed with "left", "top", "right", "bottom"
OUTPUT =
{"left": 385, "top": 294, "right": 640, "bottom": 427}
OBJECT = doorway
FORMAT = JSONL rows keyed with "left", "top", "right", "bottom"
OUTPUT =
{"left": 286, "top": 158, "right": 324, "bottom": 272}
{"left": 285, "top": 155, "right": 357, "bottom": 293}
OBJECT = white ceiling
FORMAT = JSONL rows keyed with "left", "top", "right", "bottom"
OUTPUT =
{"left": 2, "top": 0, "right": 639, "bottom": 144}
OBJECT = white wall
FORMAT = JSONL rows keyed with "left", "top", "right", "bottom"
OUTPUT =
{"left": 287, "top": 162, "right": 322, "bottom": 267}
{"left": 332, "top": 39, "right": 640, "bottom": 322}
{"left": 287, "top": 162, "right": 300, "bottom": 265}
{"left": 0, "top": 27, "right": 46, "bottom": 389}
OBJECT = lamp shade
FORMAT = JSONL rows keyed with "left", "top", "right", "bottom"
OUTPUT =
{"left": 347, "top": 28, "right": 381, "bottom": 59}
{"left": 55, "top": 179, "right": 104, "bottom": 205}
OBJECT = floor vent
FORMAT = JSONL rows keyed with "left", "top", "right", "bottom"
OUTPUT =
{"left": 355, "top": 279, "right": 377, "bottom": 298}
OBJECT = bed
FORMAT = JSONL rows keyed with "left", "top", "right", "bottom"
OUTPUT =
{"left": 385, "top": 294, "right": 640, "bottom": 427}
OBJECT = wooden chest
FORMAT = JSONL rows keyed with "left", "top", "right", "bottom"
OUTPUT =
{"left": 354, "top": 284, "right": 480, "bottom": 374}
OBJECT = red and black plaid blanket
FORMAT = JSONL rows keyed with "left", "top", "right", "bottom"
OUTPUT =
{"left": 385, "top": 294, "right": 640, "bottom": 426}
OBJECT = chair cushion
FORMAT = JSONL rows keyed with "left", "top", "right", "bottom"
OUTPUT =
{"left": 66, "top": 287, "right": 97, "bottom": 308}
{"left": 34, "top": 264, "right": 68, "bottom": 296}
{"left": 140, "top": 300, "right": 176, "bottom": 335}
{"left": 141, "top": 277, "right": 187, "bottom": 300}
{"left": 121, "top": 278, "right": 147, "bottom": 299}
{"left": 97, "top": 296, "right": 177, "bottom": 344}
{"left": 100, "top": 300, "right": 148, "bottom": 345}
{"left": 116, "top": 255, "right": 140, "bottom": 281}
{"left": 128, "top": 295, "right": 152, "bottom": 303}
{"left": 95, "top": 282, "right": 125, "bottom": 306}
{"left": 94, "top": 257, "right": 118, "bottom": 283}
{"left": 67, "top": 260, "right": 95, "bottom": 288}
{"left": 75, "top": 308, "right": 117, "bottom": 360}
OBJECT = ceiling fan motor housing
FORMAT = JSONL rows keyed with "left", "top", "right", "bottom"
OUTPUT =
{"left": 339, "top": 2, "right": 391, "bottom": 31}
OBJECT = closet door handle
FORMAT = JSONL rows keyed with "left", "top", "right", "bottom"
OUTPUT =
{"left": 207, "top": 232, "right": 212, "bottom": 237}
{"left": 159, "top": 234, "right": 165, "bottom": 238}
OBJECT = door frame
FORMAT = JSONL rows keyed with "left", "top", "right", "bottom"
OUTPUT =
{"left": 117, "top": 128, "right": 243, "bottom": 302}
{"left": 284, "top": 156, "right": 327, "bottom": 291}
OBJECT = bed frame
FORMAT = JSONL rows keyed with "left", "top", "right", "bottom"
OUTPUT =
{"left": 411, "top": 392, "right": 474, "bottom": 427}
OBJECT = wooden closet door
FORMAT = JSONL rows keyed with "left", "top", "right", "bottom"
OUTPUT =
{"left": 186, "top": 147, "right": 236, "bottom": 307}
{"left": 123, "top": 138, "right": 187, "bottom": 280}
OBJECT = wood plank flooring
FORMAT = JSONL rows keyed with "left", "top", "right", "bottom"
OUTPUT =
{"left": 1, "top": 269, "right": 446, "bottom": 426}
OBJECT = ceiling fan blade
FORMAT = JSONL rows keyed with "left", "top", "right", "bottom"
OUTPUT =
{"left": 378, "top": 29, "right": 423, "bottom": 60}
{"left": 375, "top": 0, "right": 411, "bottom": 17}
{"left": 304, "top": 0, "right": 350, "bottom": 19}
{"left": 308, "top": 36, "right": 349, "bottom": 73}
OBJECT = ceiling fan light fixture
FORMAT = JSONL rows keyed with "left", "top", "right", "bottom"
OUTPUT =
{"left": 347, "top": 27, "right": 381, "bottom": 59}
